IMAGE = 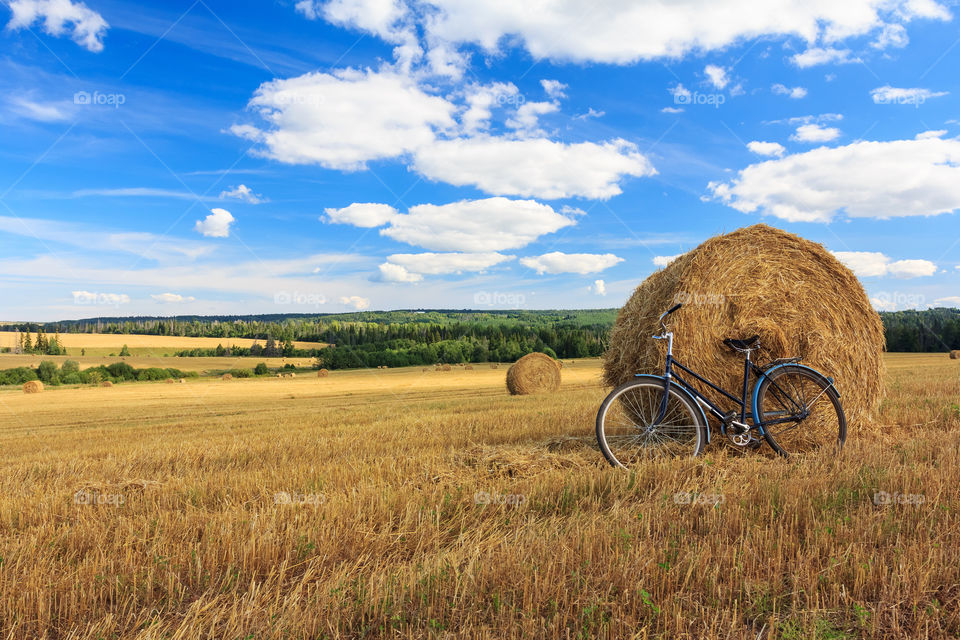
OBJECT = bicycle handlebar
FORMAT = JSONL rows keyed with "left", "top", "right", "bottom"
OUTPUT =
{"left": 665, "top": 303, "right": 682, "bottom": 315}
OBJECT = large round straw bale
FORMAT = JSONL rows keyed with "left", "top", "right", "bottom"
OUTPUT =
{"left": 100, "top": 380, "right": 113, "bottom": 388}
{"left": 317, "top": 369, "right": 329, "bottom": 377}
{"left": 950, "top": 350, "right": 960, "bottom": 360}
{"left": 441, "top": 364, "right": 452, "bottom": 371}
{"left": 221, "top": 373, "right": 233, "bottom": 381}
{"left": 22, "top": 380, "right": 44, "bottom": 394}
{"left": 506, "top": 352, "right": 561, "bottom": 395}
{"left": 602, "top": 224, "right": 885, "bottom": 424}
{"left": 165, "top": 378, "right": 176, "bottom": 384}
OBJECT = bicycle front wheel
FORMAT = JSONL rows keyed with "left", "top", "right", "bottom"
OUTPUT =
{"left": 596, "top": 379, "right": 707, "bottom": 468}
{"left": 755, "top": 365, "right": 846, "bottom": 458}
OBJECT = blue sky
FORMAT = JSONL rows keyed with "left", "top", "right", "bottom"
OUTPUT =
{"left": 1, "top": 0, "right": 959, "bottom": 321}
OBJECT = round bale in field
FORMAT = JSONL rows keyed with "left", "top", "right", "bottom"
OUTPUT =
{"left": 602, "top": 224, "right": 885, "bottom": 424}
{"left": 317, "top": 369, "right": 329, "bottom": 377}
{"left": 506, "top": 352, "right": 561, "bottom": 395}
{"left": 950, "top": 350, "right": 960, "bottom": 359}
{"left": 165, "top": 378, "right": 175, "bottom": 384}
{"left": 100, "top": 380, "right": 113, "bottom": 388}
{"left": 441, "top": 364, "right": 452, "bottom": 371}
{"left": 221, "top": 373, "right": 233, "bottom": 381}
{"left": 22, "top": 380, "right": 44, "bottom": 394}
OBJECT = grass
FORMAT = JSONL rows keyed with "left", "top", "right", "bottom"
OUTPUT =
{"left": 0, "top": 355, "right": 957, "bottom": 638}
{"left": 0, "top": 354, "right": 320, "bottom": 373}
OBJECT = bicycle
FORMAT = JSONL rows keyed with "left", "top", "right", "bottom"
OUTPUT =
{"left": 596, "top": 303, "right": 846, "bottom": 468}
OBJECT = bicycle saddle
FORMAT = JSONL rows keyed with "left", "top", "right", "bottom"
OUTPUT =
{"left": 723, "top": 335, "right": 759, "bottom": 350}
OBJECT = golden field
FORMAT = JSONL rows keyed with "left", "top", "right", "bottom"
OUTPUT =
{"left": 0, "top": 332, "right": 324, "bottom": 357}
{"left": 0, "top": 354, "right": 958, "bottom": 638}
{"left": 0, "top": 354, "right": 319, "bottom": 373}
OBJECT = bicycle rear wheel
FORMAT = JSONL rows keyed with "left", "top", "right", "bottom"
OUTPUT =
{"left": 755, "top": 366, "right": 846, "bottom": 457}
{"left": 596, "top": 379, "right": 707, "bottom": 468}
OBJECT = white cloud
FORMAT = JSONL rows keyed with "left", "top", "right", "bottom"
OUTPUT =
{"left": 219, "top": 184, "right": 265, "bottom": 204}
{"left": 377, "top": 262, "right": 422, "bottom": 282}
{"left": 340, "top": 294, "right": 370, "bottom": 309}
{"left": 519, "top": 252, "right": 623, "bottom": 275}
{"left": 791, "top": 123, "right": 841, "bottom": 143}
{"left": 6, "top": 0, "right": 108, "bottom": 52}
{"left": 574, "top": 107, "right": 605, "bottom": 120}
{"left": 872, "top": 22, "right": 909, "bottom": 48}
{"left": 383, "top": 252, "right": 513, "bottom": 275}
{"left": 381, "top": 197, "right": 576, "bottom": 251}
{"left": 195, "top": 208, "right": 235, "bottom": 238}
{"left": 324, "top": 202, "right": 398, "bottom": 227}
{"left": 791, "top": 47, "right": 861, "bottom": 68}
{"left": 72, "top": 291, "right": 129, "bottom": 306}
{"left": 668, "top": 83, "right": 691, "bottom": 103}
{"left": 540, "top": 79, "right": 567, "bottom": 99}
{"left": 505, "top": 100, "right": 559, "bottom": 137}
{"left": 870, "top": 85, "right": 948, "bottom": 105}
{"left": 591, "top": 279, "right": 607, "bottom": 296}
{"left": 232, "top": 67, "right": 456, "bottom": 170}
{"left": 398, "top": 1, "right": 949, "bottom": 65}
{"left": 708, "top": 136, "right": 960, "bottom": 222}
{"left": 151, "top": 293, "right": 196, "bottom": 303}
{"left": 747, "top": 141, "right": 786, "bottom": 157}
{"left": 653, "top": 254, "right": 682, "bottom": 267}
{"left": 412, "top": 137, "right": 655, "bottom": 199}
{"left": 460, "top": 82, "right": 518, "bottom": 133}
{"left": 831, "top": 252, "right": 936, "bottom": 278}
{"left": 772, "top": 83, "right": 807, "bottom": 99}
{"left": 934, "top": 296, "right": 960, "bottom": 307}
{"left": 7, "top": 96, "right": 69, "bottom": 122}
{"left": 704, "top": 65, "right": 729, "bottom": 89}
{"left": 916, "top": 130, "right": 947, "bottom": 139}
{"left": 661, "top": 106, "right": 684, "bottom": 114}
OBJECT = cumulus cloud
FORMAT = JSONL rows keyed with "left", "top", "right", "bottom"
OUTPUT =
{"left": 540, "top": 79, "right": 567, "bottom": 99}
{"left": 747, "top": 141, "right": 786, "bottom": 157}
{"left": 704, "top": 65, "right": 729, "bottom": 89}
{"left": 377, "top": 262, "right": 422, "bottom": 282}
{"left": 411, "top": 137, "right": 655, "bottom": 199}
{"left": 791, "top": 123, "right": 842, "bottom": 143}
{"left": 460, "top": 81, "right": 518, "bottom": 133}
{"left": 219, "top": 184, "right": 265, "bottom": 204}
{"left": 708, "top": 135, "right": 960, "bottom": 222}
{"left": 772, "top": 83, "right": 807, "bottom": 99}
{"left": 6, "top": 0, "right": 108, "bottom": 52}
{"left": 195, "top": 208, "right": 235, "bottom": 238}
{"left": 324, "top": 202, "right": 398, "bottom": 227}
{"left": 151, "top": 293, "right": 196, "bottom": 303}
{"left": 791, "top": 47, "right": 860, "bottom": 68}
{"left": 934, "top": 296, "right": 960, "bottom": 307}
{"left": 72, "top": 291, "right": 129, "bottom": 305}
{"left": 591, "top": 279, "right": 607, "bottom": 296}
{"left": 519, "top": 252, "right": 623, "bottom": 275}
{"left": 382, "top": 252, "right": 513, "bottom": 276}
{"left": 340, "top": 295, "right": 371, "bottom": 310}
{"left": 232, "top": 67, "right": 456, "bottom": 170}
{"left": 653, "top": 254, "right": 682, "bottom": 268}
{"left": 870, "top": 85, "right": 948, "bottom": 105}
{"left": 831, "top": 251, "right": 937, "bottom": 278}
{"left": 505, "top": 100, "right": 559, "bottom": 137}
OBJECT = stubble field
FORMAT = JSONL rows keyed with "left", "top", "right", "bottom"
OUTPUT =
{"left": 0, "top": 354, "right": 957, "bottom": 638}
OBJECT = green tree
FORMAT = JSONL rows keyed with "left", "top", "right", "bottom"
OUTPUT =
{"left": 119, "top": 344, "right": 131, "bottom": 357}
{"left": 254, "top": 362, "right": 269, "bottom": 376}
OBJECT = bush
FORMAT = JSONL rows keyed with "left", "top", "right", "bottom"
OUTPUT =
{"left": 228, "top": 368, "right": 254, "bottom": 378}
{"left": 62, "top": 372, "right": 82, "bottom": 385}
{"left": 137, "top": 367, "right": 173, "bottom": 381}
{"left": 106, "top": 362, "right": 137, "bottom": 381}
{"left": 0, "top": 367, "right": 38, "bottom": 385}
{"left": 61, "top": 360, "right": 80, "bottom": 376}
{"left": 254, "top": 362, "right": 269, "bottom": 376}
{"left": 37, "top": 361, "right": 60, "bottom": 385}
{"left": 283, "top": 363, "right": 295, "bottom": 370}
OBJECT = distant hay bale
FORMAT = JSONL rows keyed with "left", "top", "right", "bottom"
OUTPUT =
{"left": 100, "top": 380, "right": 113, "bottom": 388}
{"left": 422, "top": 368, "right": 429, "bottom": 372}
{"left": 289, "top": 372, "right": 296, "bottom": 378}
{"left": 506, "top": 352, "right": 561, "bottom": 396}
{"left": 276, "top": 373, "right": 283, "bottom": 378}
{"left": 22, "top": 380, "right": 44, "bottom": 394}
{"left": 165, "top": 378, "right": 175, "bottom": 384}
{"left": 490, "top": 364, "right": 498, "bottom": 369}
{"left": 178, "top": 379, "right": 185, "bottom": 384}
{"left": 441, "top": 364, "right": 452, "bottom": 372}
{"left": 221, "top": 373, "right": 233, "bottom": 380}
{"left": 602, "top": 224, "right": 885, "bottom": 424}
{"left": 464, "top": 365, "right": 474, "bottom": 370}
{"left": 951, "top": 350, "right": 960, "bottom": 360}
{"left": 317, "top": 369, "right": 329, "bottom": 377}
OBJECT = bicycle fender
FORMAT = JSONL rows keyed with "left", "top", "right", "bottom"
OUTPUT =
{"left": 633, "top": 374, "right": 711, "bottom": 443}
{"left": 751, "top": 363, "right": 838, "bottom": 433}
